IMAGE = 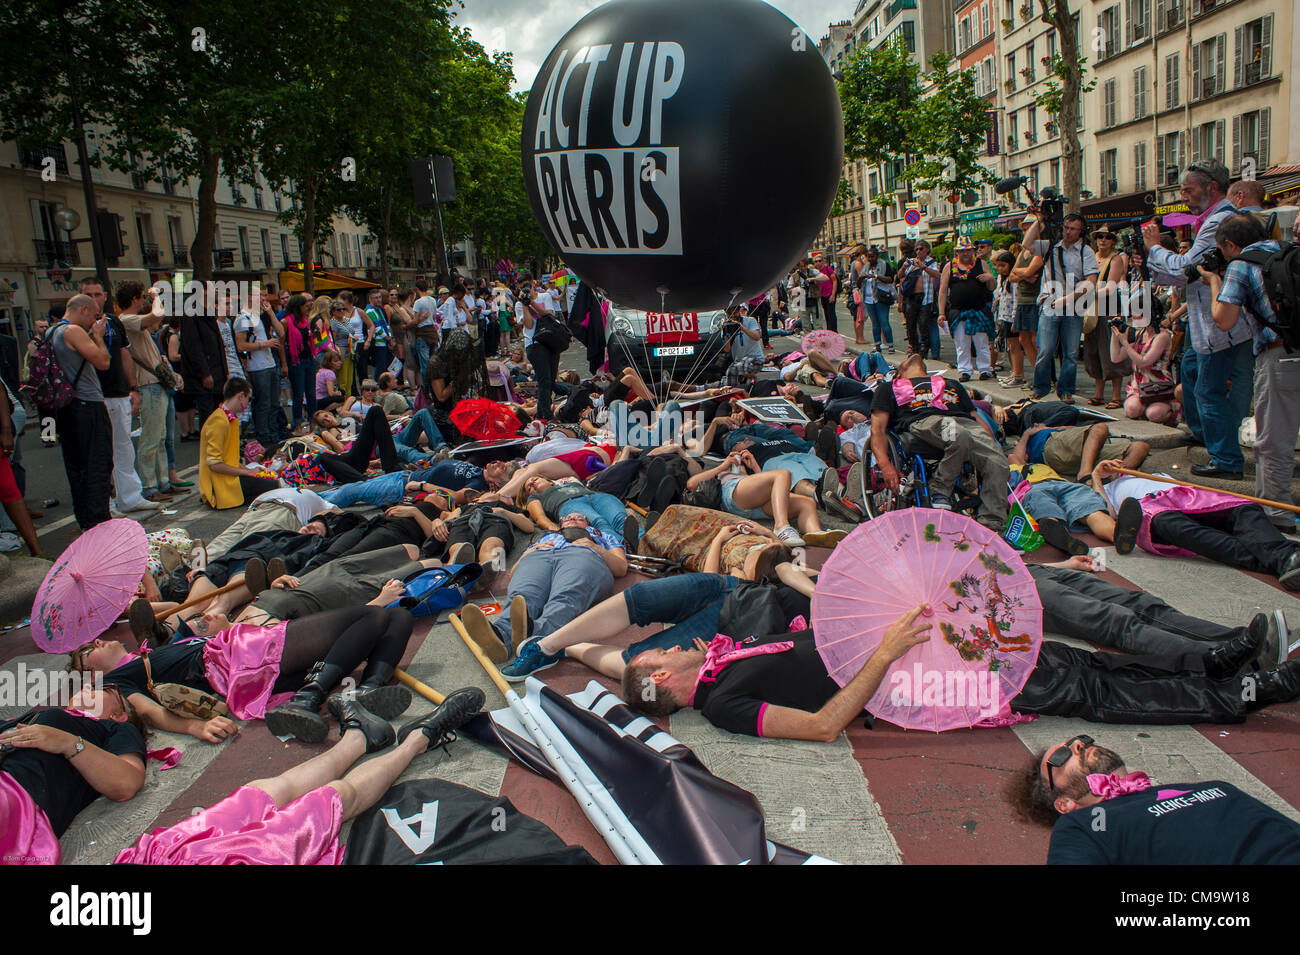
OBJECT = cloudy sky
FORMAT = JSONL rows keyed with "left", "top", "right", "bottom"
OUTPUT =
{"left": 456, "top": 0, "right": 845, "bottom": 92}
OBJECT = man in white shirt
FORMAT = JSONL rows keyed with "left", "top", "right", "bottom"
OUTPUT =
{"left": 411, "top": 279, "right": 440, "bottom": 378}
{"left": 1029, "top": 213, "right": 1098, "bottom": 403}
{"left": 438, "top": 285, "right": 473, "bottom": 336}
{"left": 233, "top": 303, "right": 281, "bottom": 447}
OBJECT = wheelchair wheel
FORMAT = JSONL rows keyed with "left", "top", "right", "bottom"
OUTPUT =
{"left": 863, "top": 436, "right": 915, "bottom": 520}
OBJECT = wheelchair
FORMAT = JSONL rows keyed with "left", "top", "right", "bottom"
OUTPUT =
{"left": 854, "top": 430, "right": 981, "bottom": 521}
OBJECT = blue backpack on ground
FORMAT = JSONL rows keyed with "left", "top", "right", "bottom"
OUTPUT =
{"left": 388, "top": 563, "right": 482, "bottom": 618}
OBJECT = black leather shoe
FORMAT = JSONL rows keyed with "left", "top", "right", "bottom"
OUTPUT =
{"left": 1037, "top": 516, "right": 1088, "bottom": 556}
{"left": 265, "top": 661, "right": 345, "bottom": 743}
{"left": 397, "top": 686, "right": 486, "bottom": 747}
{"left": 1204, "top": 622, "right": 1265, "bottom": 679}
{"left": 327, "top": 696, "right": 396, "bottom": 753}
{"left": 1190, "top": 463, "right": 1244, "bottom": 479}
{"left": 1254, "top": 660, "right": 1300, "bottom": 706}
{"left": 354, "top": 661, "right": 413, "bottom": 720}
{"left": 1278, "top": 552, "right": 1300, "bottom": 592}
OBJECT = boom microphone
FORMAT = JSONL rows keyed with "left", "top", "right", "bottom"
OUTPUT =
{"left": 995, "top": 175, "right": 1029, "bottom": 195}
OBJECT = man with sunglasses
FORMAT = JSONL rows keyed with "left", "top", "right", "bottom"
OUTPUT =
{"left": 1142, "top": 158, "right": 1253, "bottom": 479}
{"left": 1015, "top": 735, "right": 1300, "bottom": 864}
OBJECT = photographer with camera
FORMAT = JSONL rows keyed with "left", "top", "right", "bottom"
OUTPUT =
{"left": 1027, "top": 208, "right": 1097, "bottom": 404}
{"left": 1201, "top": 212, "right": 1300, "bottom": 529}
{"left": 1142, "top": 159, "right": 1253, "bottom": 479}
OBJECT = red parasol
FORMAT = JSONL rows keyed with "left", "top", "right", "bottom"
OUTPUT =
{"left": 32, "top": 518, "right": 149, "bottom": 653}
{"left": 450, "top": 398, "right": 523, "bottom": 441}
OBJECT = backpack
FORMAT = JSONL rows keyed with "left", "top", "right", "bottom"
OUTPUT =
{"left": 389, "top": 563, "right": 482, "bottom": 618}
{"left": 1235, "top": 242, "right": 1300, "bottom": 352}
{"left": 22, "top": 323, "right": 85, "bottom": 414}
{"left": 898, "top": 265, "right": 922, "bottom": 299}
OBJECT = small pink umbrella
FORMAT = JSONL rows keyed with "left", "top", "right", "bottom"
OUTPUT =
{"left": 811, "top": 510, "right": 1042, "bottom": 732}
{"left": 1159, "top": 212, "right": 1197, "bottom": 228}
{"left": 800, "top": 329, "right": 846, "bottom": 362}
{"left": 31, "top": 518, "right": 148, "bottom": 653}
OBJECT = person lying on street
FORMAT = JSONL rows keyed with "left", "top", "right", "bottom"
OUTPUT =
{"left": 112, "top": 686, "right": 486, "bottom": 865}
{"left": 1011, "top": 736, "right": 1300, "bottom": 864}
{"left": 1006, "top": 449, "right": 1143, "bottom": 556}
{"left": 1010, "top": 420, "right": 1149, "bottom": 485}
{"left": 686, "top": 452, "right": 845, "bottom": 548}
{"left": 70, "top": 598, "right": 418, "bottom": 743}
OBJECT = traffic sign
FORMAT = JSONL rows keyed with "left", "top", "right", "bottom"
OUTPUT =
{"left": 905, "top": 225, "right": 920, "bottom": 240}
{"left": 904, "top": 209, "right": 922, "bottom": 226}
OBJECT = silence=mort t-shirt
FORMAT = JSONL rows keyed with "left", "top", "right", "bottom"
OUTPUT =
{"left": 418, "top": 459, "right": 487, "bottom": 491}
{"left": 1, "top": 709, "right": 145, "bottom": 836}
{"left": 102, "top": 639, "right": 210, "bottom": 700}
{"left": 870, "top": 375, "right": 975, "bottom": 432}
{"left": 1047, "top": 781, "right": 1300, "bottom": 864}
{"left": 692, "top": 629, "right": 840, "bottom": 738}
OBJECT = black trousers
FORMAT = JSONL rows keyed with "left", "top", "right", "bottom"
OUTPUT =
{"left": 1150, "top": 505, "right": 1297, "bottom": 577}
{"left": 192, "top": 389, "right": 220, "bottom": 427}
{"left": 1012, "top": 641, "right": 1247, "bottom": 724}
{"left": 1029, "top": 565, "right": 1246, "bottom": 657}
{"left": 302, "top": 517, "right": 421, "bottom": 574}
{"left": 56, "top": 399, "right": 113, "bottom": 530}
{"left": 316, "top": 405, "right": 400, "bottom": 484}
{"left": 751, "top": 300, "right": 771, "bottom": 348}
{"left": 273, "top": 606, "right": 414, "bottom": 692}
{"left": 527, "top": 340, "right": 561, "bottom": 420}
{"left": 819, "top": 295, "right": 838, "bottom": 334}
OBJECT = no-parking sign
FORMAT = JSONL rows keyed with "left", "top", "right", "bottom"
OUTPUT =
{"left": 904, "top": 209, "right": 921, "bottom": 226}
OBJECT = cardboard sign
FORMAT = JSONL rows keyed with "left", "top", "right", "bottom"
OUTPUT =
{"left": 736, "top": 396, "right": 809, "bottom": 425}
{"left": 646, "top": 311, "right": 699, "bottom": 344}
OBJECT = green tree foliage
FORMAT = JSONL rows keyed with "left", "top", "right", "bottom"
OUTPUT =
{"left": 909, "top": 52, "right": 995, "bottom": 200}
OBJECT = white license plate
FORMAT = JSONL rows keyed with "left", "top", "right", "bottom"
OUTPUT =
{"left": 654, "top": 345, "right": 695, "bottom": 357}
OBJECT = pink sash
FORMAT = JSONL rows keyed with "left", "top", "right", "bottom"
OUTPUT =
{"left": 202, "top": 620, "right": 293, "bottom": 719}
{"left": 891, "top": 375, "right": 950, "bottom": 410}
{"left": 0, "top": 771, "right": 61, "bottom": 865}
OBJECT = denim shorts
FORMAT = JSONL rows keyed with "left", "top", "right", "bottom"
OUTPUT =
{"left": 1013, "top": 303, "right": 1040, "bottom": 333}
{"left": 1022, "top": 481, "right": 1109, "bottom": 529}
{"left": 621, "top": 574, "right": 739, "bottom": 662}
{"left": 721, "top": 477, "right": 769, "bottom": 520}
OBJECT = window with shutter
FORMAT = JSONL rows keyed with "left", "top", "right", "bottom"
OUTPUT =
{"left": 1259, "top": 108, "right": 1270, "bottom": 170}
{"left": 1134, "top": 142, "right": 1147, "bottom": 191}
{"left": 1234, "top": 25, "right": 1243, "bottom": 88}
{"left": 1214, "top": 119, "right": 1225, "bottom": 163}
{"left": 1104, "top": 79, "right": 1116, "bottom": 126}
{"left": 1165, "top": 53, "right": 1179, "bottom": 107}
{"left": 981, "top": 4, "right": 990, "bottom": 38}
{"left": 1125, "top": 0, "right": 1133, "bottom": 45}
{"left": 1232, "top": 113, "right": 1241, "bottom": 173}
{"left": 1261, "top": 15, "right": 1272, "bottom": 76}
{"left": 1155, "top": 136, "right": 1166, "bottom": 185}
{"left": 1215, "top": 33, "right": 1225, "bottom": 95}
{"left": 1191, "top": 42, "right": 1201, "bottom": 97}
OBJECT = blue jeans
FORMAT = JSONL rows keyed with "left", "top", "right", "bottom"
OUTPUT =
{"left": 319, "top": 471, "right": 409, "bottom": 508}
{"left": 558, "top": 492, "right": 629, "bottom": 541}
{"left": 164, "top": 391, "right": 177, "bottom": 470}
{"left": 848, "top": 352, "right": 892, "bottom": 379}
{"left": 1179, "top": 340, "right": 1202, "bottom": 441}
{"left": 1195, "top": 341, "right": 1254, "bottom": 472}
{"left": 288, "top": 357, "right": 317, "bottom": 426}
{"left": 248, "top": 366, "right": 280, "bottom": 445}
{"left": 621, "top": 573, "right": 740, "bottom": 661}
{"left": 394, "top": 408, "right": 449, "bottom": 463}
{"left": 866, "top": 302, "right": 893, "bottom": 346}
{"left": 494, "top": 546, "right": 614, "bottom": 653}
{"left": 1032, "top": 311, "right": 1083, "bottom": 398}
{"left": 414, "top": 337, "right": 434, "bottom": 379}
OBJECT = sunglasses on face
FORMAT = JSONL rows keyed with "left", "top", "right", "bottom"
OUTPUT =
{"left": 1045, "top": 734, "right": 1094, "bottom": 790}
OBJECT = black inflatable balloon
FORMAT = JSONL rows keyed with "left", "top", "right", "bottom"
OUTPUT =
{"left": 521, "top": 0, "right": 843, "bottom": 313}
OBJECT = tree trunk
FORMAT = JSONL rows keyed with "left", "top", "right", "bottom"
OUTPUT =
{"left": 1045, "top": 0, "right": 1083, "bottom": 211}
{"left": 190, "top": 150, "right": 220, "bottom": 282}
{"left": 302, "top": 179, "right": 316, "bottom": 294}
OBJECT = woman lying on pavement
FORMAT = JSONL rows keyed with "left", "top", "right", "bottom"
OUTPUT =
{"left": 419, "top": 491, "right": 536, "bottom": 592}
{"left": 71, "top": 591, "right": 418, "bottom": 744}
{"left": 617, "top": 555, "right": 1299, "bottom": 739}
{"left": 687, "top": 451, "right": 846, "bottom": 549}
{"left": 112, "top": 686, "right": 485, "bottom": 865}
{"left": 1, "top": 696, "right": 147, "bottom": 864}
{"left": 520, "top": 474, "right": 639, "bottom": 547}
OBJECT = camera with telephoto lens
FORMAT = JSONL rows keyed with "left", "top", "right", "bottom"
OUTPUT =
{"left": 1108, "top": 317, "right": 1128, "bottom": 333}
{"left": 1186, "top": 247, "right": 1227, "bottom": 282}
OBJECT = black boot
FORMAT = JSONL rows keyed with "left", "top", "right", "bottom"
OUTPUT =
{"left": 327, "top": 696, "right": 396, "bottom": 753}
{"left": 397, "top": 686, "right": 486, "bottom": 746}
{"left": 1254, "top": 660, "right": 1300, "bottom": 706}
{"left": 354, "top": 661, "right": 412, "bottom": 720}
{"left": 128, "top": 598, "right": 172, "bottom": 648}
{"left": 1204, "top": 621, "right": 1265, "bottom": 680}
{"left": 264, "top": 661, "right": 346, "bottom": 743}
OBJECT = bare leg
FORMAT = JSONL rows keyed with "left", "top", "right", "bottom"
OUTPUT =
{"left": 499, "top": 458, "right": 580, "bottom": 500}
{"left": 789, "top": 493, "right": 824, "bottom": 534}
{"left": 208, "top": 583, "right": 252, "bottom": 616}
{"left": 330, "top": 730, "right": 435, "bottom": 822}
{"left": 1019, "top": 330, "right": 1038, "bottom": 370}
{"left": 248, "top": 729, "right": 367, "bottom": 807}
{"left": 736, "top": 470, "right": 791, "bottom": 528}
{"left": 564, "top": 642, "right": 628, "bottom": 680}
{"left": 792, "top": 478, "right": 818, "bottom": 498}
{"left": 806, "top": 350, "right": 836, "bottom": 375}
{"left": 1008, "top": 336, "right": 1025, "bottom": 378}
{"left": 1084, "top": 511, "right": 1117, "bottom": 542}
{"left": 536, "top": 592, "right": 632, "bottom": 656}
{"left": 1121, "top": 440, "right": 1151, "bottom": 471}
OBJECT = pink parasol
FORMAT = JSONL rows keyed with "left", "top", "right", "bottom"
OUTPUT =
{"left": 811, "top": 510, "right": 1042, "bottom": 731}
{"left": 800, "top": 329, "right": 846, "bottom": 362}
{"left": 31, "top": 518, "right": 149, "bottom": 653}
{"left": 1159, "top": 212, "right": 1197, "bottom": 227}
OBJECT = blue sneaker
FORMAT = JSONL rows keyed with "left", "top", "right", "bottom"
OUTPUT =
{"left": 501, "top": 637, "right": 564, "bottom": 683}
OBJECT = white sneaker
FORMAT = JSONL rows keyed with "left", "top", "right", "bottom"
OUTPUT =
{"left": 0, "top": 531, "right": 21, "bottom": 553}
{"left": 775, "top": 525, "right": 806, "bottom": 547}
{"left": 110, "top": 508, "right": 127, "bottom": 520}
{"left": 126, "top": 499, "right": 161, "bottom": 512}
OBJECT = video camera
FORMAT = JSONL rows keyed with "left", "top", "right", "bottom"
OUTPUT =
{"left": 994, "top": 175, "right": 1065, "bottom": 244}
{"left": 1185, "top": 246, "right": 1227, "bottom": 283}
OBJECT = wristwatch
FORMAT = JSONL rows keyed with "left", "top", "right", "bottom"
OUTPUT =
{"left": 67, "top": 737, "right": 85, "bottom": 759}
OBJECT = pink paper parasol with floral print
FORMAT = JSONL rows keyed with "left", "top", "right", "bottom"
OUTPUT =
{"left": 811, "top": 510, "right": 1042, "bottom": 731}
{"left": 799, "top": 329, "right": 846, "bottom": 362}
{"left": 31, "top": 518, "right": 148, "bottom": 652}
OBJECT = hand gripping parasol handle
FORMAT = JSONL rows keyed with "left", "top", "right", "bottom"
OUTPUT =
{"left": 1110, "top": 467, "right": 1300, "bottom": 515}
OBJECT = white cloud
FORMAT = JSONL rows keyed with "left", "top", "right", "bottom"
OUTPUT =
{"left": 455, "top": 0, "right": 849, "bottom": 91}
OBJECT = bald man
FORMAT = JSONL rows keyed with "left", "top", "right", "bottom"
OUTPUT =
{"left": 1227, "top": 179, "right": 1266, "bottom": 212}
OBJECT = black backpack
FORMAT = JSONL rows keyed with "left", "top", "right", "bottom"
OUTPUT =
{"left": 1235, "top": 242, "right": 1300, "bottom": 352}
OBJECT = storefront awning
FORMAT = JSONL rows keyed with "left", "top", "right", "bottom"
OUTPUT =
{"left": 278, "top": 267, "right": 381, "bottom": 292}
{"left": 1079, "top": 190, "right": 1157, "bottom": 226}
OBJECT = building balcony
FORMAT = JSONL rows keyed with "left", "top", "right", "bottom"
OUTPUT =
{"left": 172, "top": 245, "right": 189, "bottom": 266}
{"left": 141, "top": 243, "right": 160, "bottom": 266}
{"left": 20, "top": 144, "right": 68, "bottom": 174}
{"left": 886, "top": 0, "right": 916, "bottom": 23}
{"left": 34, "top": 239, "right": 80, "bottom": 266}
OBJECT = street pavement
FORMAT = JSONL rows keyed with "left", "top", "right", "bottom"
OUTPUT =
{"left": 2, "top": 312, "right": 1297, "bottom": 864}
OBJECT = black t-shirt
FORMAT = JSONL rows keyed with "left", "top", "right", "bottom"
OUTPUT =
{"left": 947, "top": 258, "right": 991, "bottom": 311}
{"left": 747, "top": 379, "right": 781, "bottom": 398}
{"left": 103, "top": 640, "right": 209, "bottom": 699}
{"left": 734, "top": 435, "right": 804, "bottom": 466}
{"left": 1047, "top": 781, "right": 1300, "bottom": 864}
{"left": 870, "top": 375, "right": 975, "bottom": 431}
{"left": 96, "top": 313, "right": 131, "bottom": 398}
{"left": 1, "top": 709, "right": 145, "bottom": 836}
{"left": 418, "top": 459, "right": 487, "bottom": 492}
{"left": 1000, "top": 398, "right": 1080, "bottom": 437}
{"left": 693, "top": 629, "right": 839, "bottom": 737}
